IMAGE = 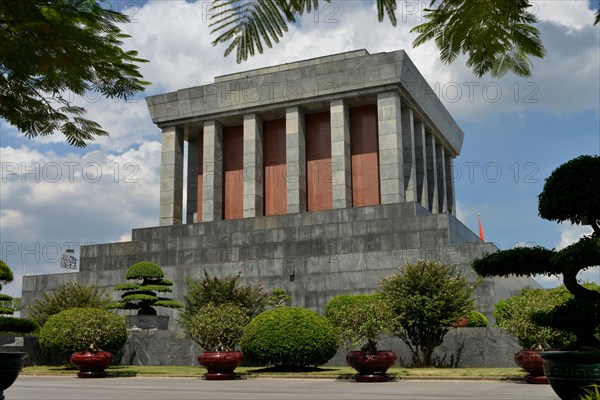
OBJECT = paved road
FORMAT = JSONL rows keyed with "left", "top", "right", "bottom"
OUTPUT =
{"left": 8, "top": 376, "right": 558, "bottom": 400}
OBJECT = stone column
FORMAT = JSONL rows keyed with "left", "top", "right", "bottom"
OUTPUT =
{"left": 445, "top": 155, "right": 456, "bottom": 215}
{"left": 401, "top": 108, "right": 417, "bottom": 202}
{"left": 414, "top": 121, "right": 429, "bottom": 210}
{"left": 330, "top": 99, "right": 352, "bottom": 209}
{"left": 243, "top": 113, "right": 264, "bottom": 218}
{"left": 187, "top": 135, "right": 199, "bottom": 223}
{"left": 377, "top": 92, "right": 404, "bottom": 204}
{"left": 159, "top": 126, "right": 183, "bottom": 226}
{"left": 286, "top": 106, "right": 307, "bottom": 213}
{"left": 425, "top": 131, "right": 438, "bottom": 214}
{"left": 202, "top": 120, "right": 224, "bottom": 222}
{"left": 436, "top": 142, "right": 448, "bottom": 213}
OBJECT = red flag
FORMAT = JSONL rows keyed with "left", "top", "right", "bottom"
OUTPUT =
{"left": 478, "top": 213, "right": 485, "bottom": 241}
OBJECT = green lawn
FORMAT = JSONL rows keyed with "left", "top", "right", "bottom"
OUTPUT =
{"left": 21, "top": 365, "right": 527, "bottom": 380}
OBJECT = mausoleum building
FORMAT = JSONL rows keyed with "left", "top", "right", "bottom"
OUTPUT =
{"left": 22, "top": 50, "right": 539, "bottom": 324}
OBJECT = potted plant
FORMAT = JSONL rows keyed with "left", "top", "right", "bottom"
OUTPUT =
{"left": 38, "top": 307, "right": 127, "bottom": 378}
{"left": 108, "top": 261, "right": 183, "bottom": 330}
{"left": 494, "top": 287, "right": 575, "bottom": 384}
{"left": 472, "top": 155, "right": 600, "bottom": 400}
{"left": 326, "top": 294, "right": 396, "bottom": 382}
{"left": 180, "top": 303, "right": 248, "bottom": 380}
{"left": 179, "top": 272, "right": 269, "bottom": 380}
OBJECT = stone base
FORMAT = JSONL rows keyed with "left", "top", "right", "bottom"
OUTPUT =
{"left": 127, "top": 315, "right": 170, "bottom": 331}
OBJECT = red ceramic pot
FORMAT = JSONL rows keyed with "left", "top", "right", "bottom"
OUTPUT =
{"left": 198, "top": 351, "right": 244, "bottom": 380}
{"left": 346, "top": 350, "right": 397, "bottom": 382}
{"left": 451, "top": 318, "right": 468, "bottom": 328}
{"left": 70, "top": 350, "right": 113, "bottom": 378}
{"left": 514, "top": 350, "right": 548, "bottom": 384}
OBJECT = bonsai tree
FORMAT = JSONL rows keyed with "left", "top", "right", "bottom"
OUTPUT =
{"left": 325, "top": 294, "right": 393, "bottom": 353}
{"left": 493, "top": 286, "right": 576, "bottom": 350}
{"left": 472, "top": 155, "right": 600, "bottom": 350}
{"left": 0, "top": 260, "right": 15, "bottom": 315}
{"left": 379, "top": 259, "right": 475, "bottom": 367}
{"left": 108, "top": 261, "right": 182, "bottom": 315}
{"left": 28, "top": 281, "right": 112, "bottom": 326}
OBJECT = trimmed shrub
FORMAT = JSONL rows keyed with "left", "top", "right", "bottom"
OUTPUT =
{"left": 326, "top": 294, "right": 393, "bottom": 352}
{"left": 466, "top": 311, "right": 488, "bottom": 327}
{"left": 27, "top": 281, "right": 112, "bottom": 326}
{"left": 39, "top": 308, "right": 127, "bottom": 362}
{"left": 240, "top": 307, "right": 339, "bottom": 368}
{"left": 181, "top": 303, "right": 249, "bottom": 351}
{"left": 0, "top": 316, "right": 39, "bottom": 334}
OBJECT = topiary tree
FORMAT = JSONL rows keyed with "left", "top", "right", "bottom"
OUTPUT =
{"left": 38, "top": 308, "right": 127, "bottom": 363}
{"left": 473, "top": 155, "right": 600, "bottom": 350}
{"left": 240, "top": 307, "right": 339, "bottom": 369}
{"left": 466, "top": 311, "right": 489, "bottom": 328}
{"left": 493, "top": 286, "right": 576, "bottom": 350}
{"left": 27, "top": 281, "right": 112, "bottom": 326}
{"left": 0, "top": 260, "right": 15, "bottom": 315}
{"left": 379, "top": 259, "right": 475, "bottom": 367}
{"left": 325, "top": 294, "right": 393, "bottom": 353}
{"left": 108, "top": 261, "right": 182, "bottom": 315}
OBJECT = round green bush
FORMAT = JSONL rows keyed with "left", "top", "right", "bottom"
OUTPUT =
{"left": 39, "top": 308, "right": 127, "bottom": 362}
{"left": 0, "top": 316, "right": 39, "bottom": 334}
{"left": 466, "top": 311, "right": 488, "bottom": 327}
{"left": 240, "top": 307, "right": 339, "bottom": 368}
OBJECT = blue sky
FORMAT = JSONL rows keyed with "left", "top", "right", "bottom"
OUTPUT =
{"left": 1, "top": 1, "right": 599, "bottom": 296}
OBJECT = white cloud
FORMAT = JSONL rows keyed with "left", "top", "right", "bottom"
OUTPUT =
{"left": 534, "top": 0, "right": 597, "bottom": 31}
{"left": 555, "top": 222, "right": 594, "bottom": 250}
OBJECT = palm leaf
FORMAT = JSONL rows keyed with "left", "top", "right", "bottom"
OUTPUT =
{"left": 210, "top": 0, "right": 298, "bottom": 63}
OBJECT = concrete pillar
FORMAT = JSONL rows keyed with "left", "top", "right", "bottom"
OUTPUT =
{"left": 286, "top": 106, "right": 307, "bottom": 213}
{"left": 159, "top": 126, "right": 184, "bottom": 226}
{"left": 243, "top": 113, "right": 264, "bottom": 218}
{"left": 436, "top": 142, "right": 448, "bottom": 213}
{"left": 202, "top": 120, "right": 224, "bottom": 222}
{"left": 330, "top": 99, "right": 352, "bottom": 209}
{"left": 414, "top": 121, "right": 428, "bottom": 210}
{"left": 377, "top": 92, "right": 404, "bottom": 204}
{"left": 445, "top": 155, "right": 456, "bottom": 215}
{"left": 401, "top": 108, "right": 417, "bottom": 202}
{"left": 425, "top": 131, "right": 438, "bottom": 214}
{"left": 187, "top": 136, "right": 199, "bottom": 223}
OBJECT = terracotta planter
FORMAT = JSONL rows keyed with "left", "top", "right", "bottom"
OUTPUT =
{"left": 540, "top": 351, "right": 600, "bottom": 400}
{"left": 70, "top": 350, "right": 114, "bottom": 378}
{"left": 0, "top": 352, "right": 27, "bottom": 400}
{"left": 346, "top": 350, "right": 396, "bottom": 382}
{"left": 451, "top": 318, "right": 468, "bottom": 328}
{"left": 514, "top": 350, "right": 548, "bottom": 384}
{"left": 198, "top": 351, "right": 244, "bottom": 380}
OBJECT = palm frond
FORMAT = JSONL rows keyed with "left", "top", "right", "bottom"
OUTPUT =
{"left": 210, "top": 0, "right": 301, "bottom": 63}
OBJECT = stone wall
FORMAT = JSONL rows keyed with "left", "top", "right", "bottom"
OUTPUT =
{"left": 22, "top": 202, "right": 539, "bottom": 330}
